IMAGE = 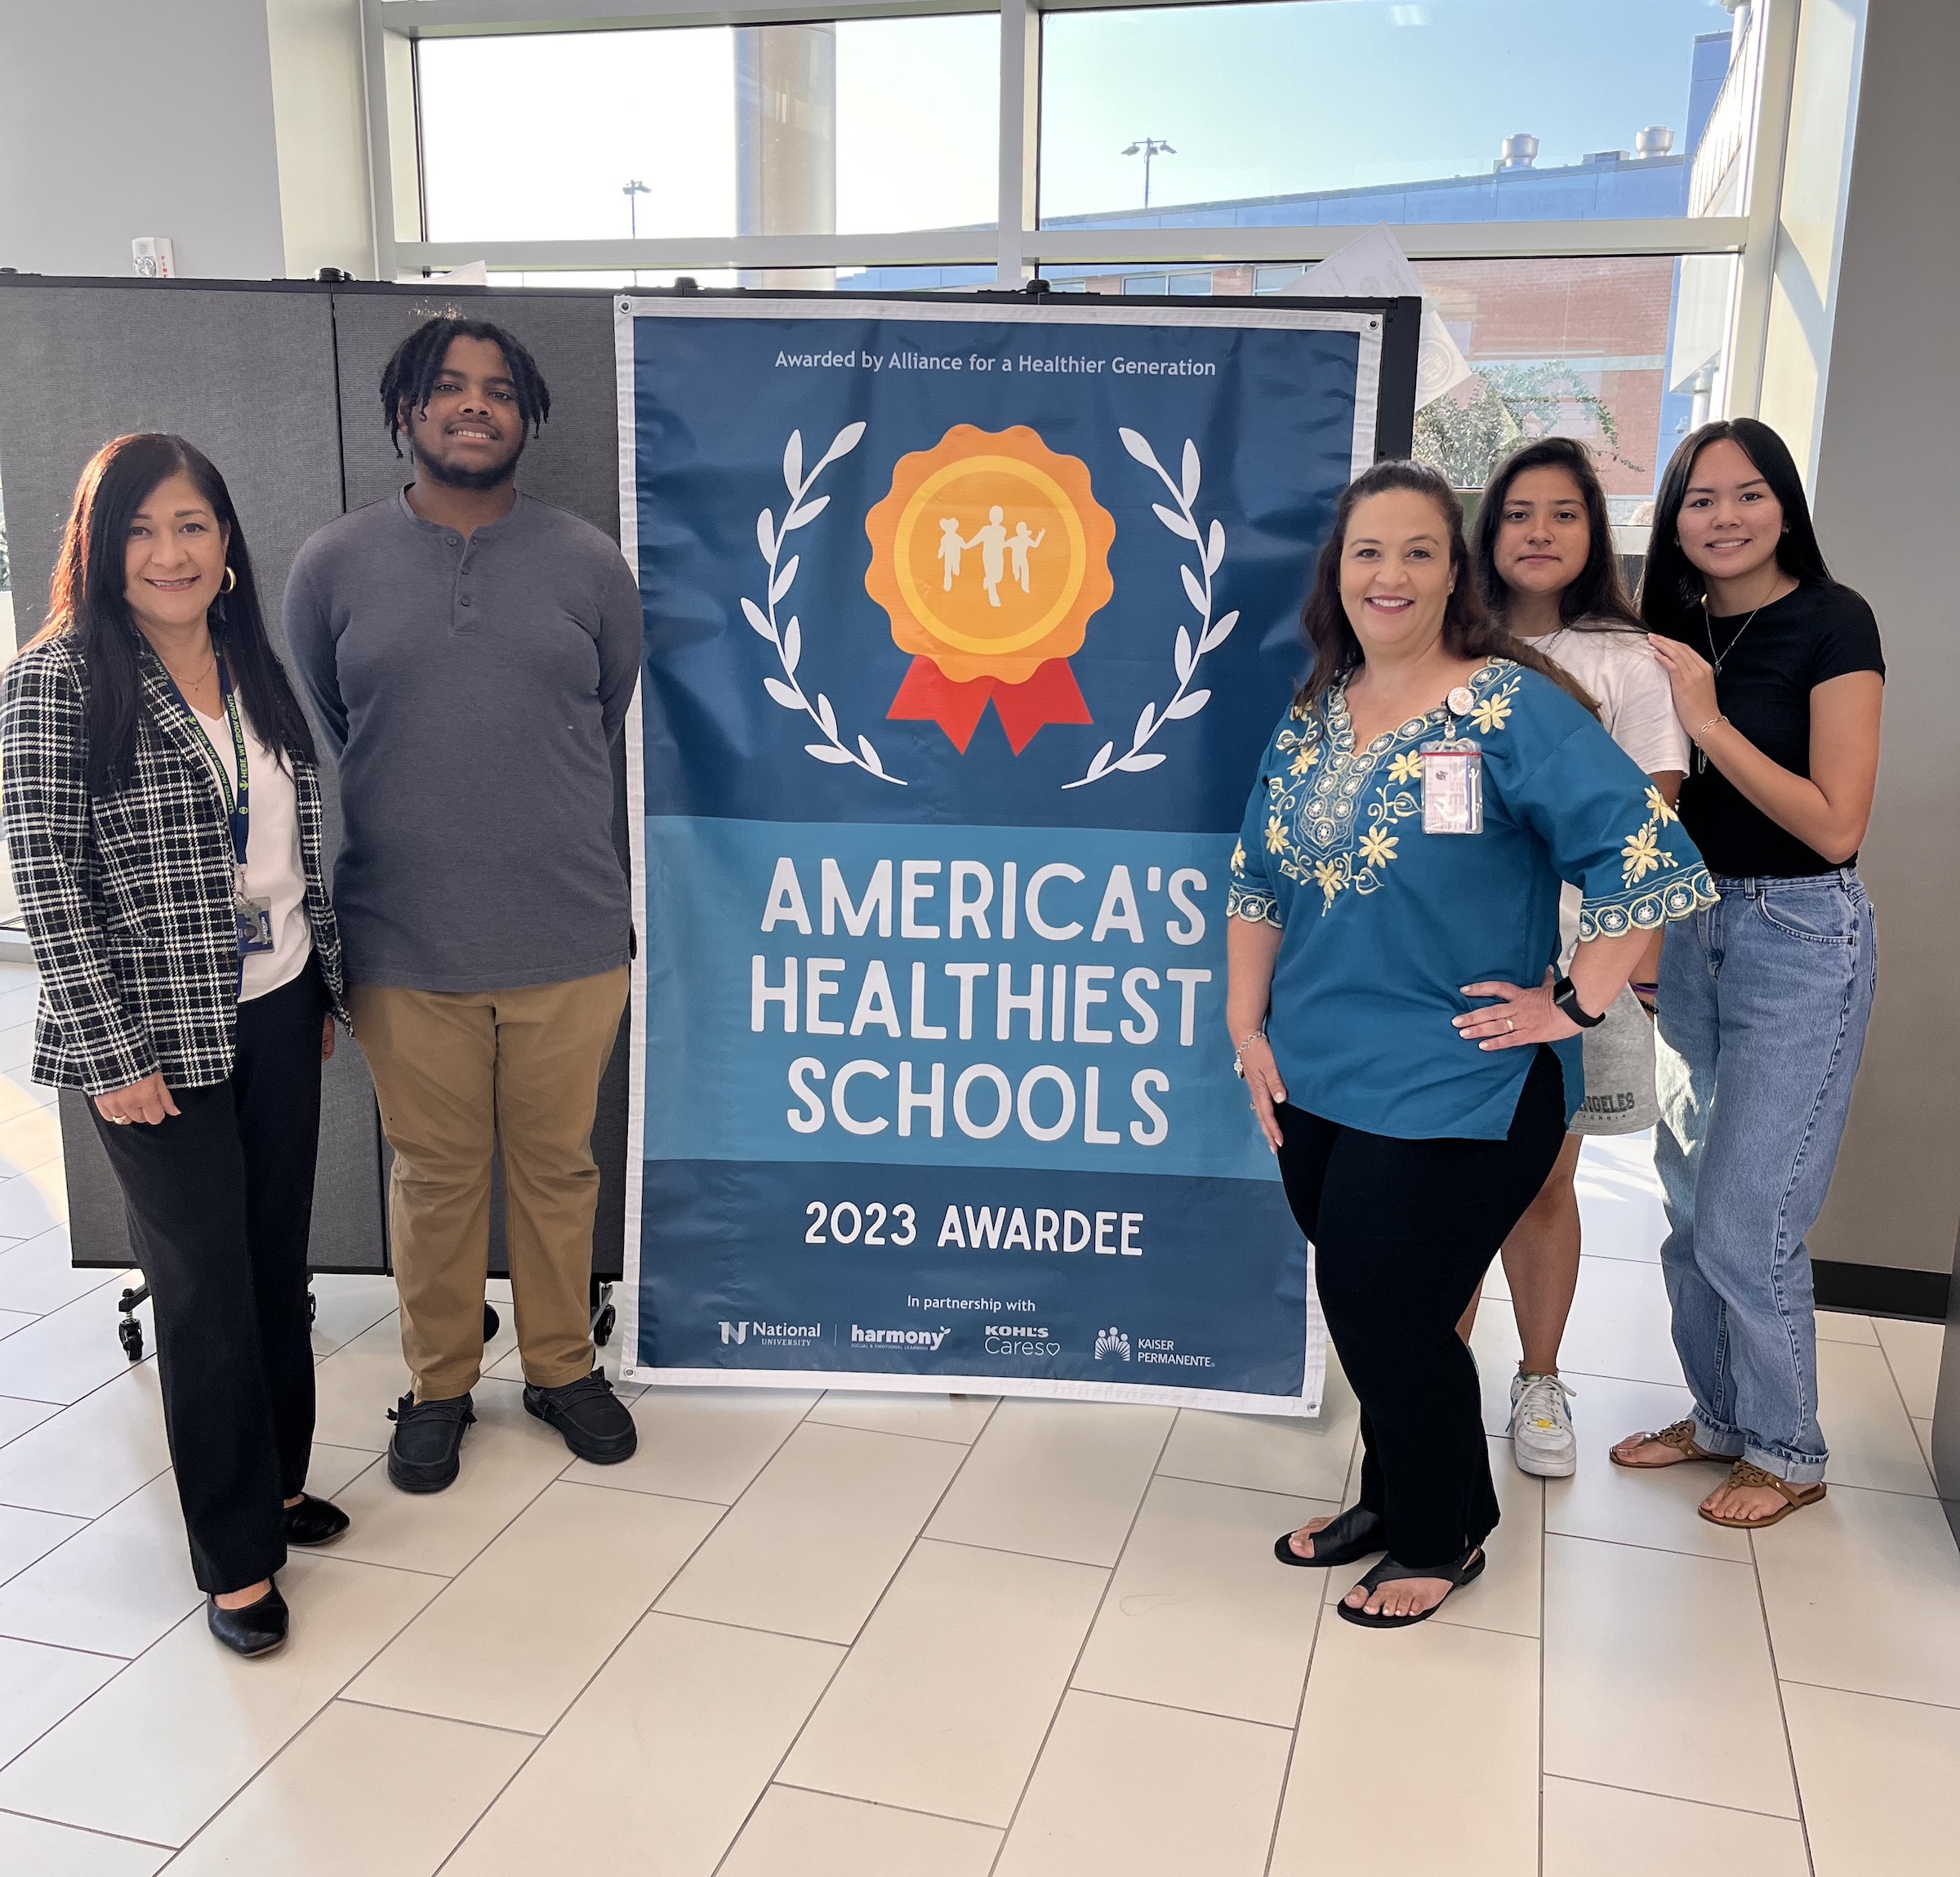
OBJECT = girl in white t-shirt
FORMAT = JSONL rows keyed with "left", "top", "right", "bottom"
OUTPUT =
{"left": 1459, "top": 437, "right": 1690, "bottom": 1478}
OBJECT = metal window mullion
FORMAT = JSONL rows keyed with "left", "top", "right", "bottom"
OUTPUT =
{"left": 1724, "top": 0, "right": 1803, "bottom": 417}
{"left": 996, "top": 0, "right": 1039, "bottom": 284}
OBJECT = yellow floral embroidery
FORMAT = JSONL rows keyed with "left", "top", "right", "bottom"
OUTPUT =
{"left": 1264, "top": 814, "right": 1289, "bottom": 856}
{"left": 1358, "top": 827, "right": 1397, "bottom": 868}
{"left": 1314, "top": 857, "right": 1348, "bottom": 907}
{"left": 1387, "top": 750, "right": 1423, "bottom": 785}
{"left": 1468, "top": 678, "right": 1521, "bottom": 735}
{"left": 1621, "top": 827, "right": 1664, "bottom": 884}
{"left": 1290, "top": 744, "right": 1320, "bottom": 778}
{"left": 1645, "top": 784, "right": 1678, "bottom": 825}
{"left": 1231, "top": 840, "right": 1246, "bottom": 873}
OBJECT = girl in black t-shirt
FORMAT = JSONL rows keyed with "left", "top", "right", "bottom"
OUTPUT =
{"left": 1610, "top": 418, "right": 1882, "bottom": 1532}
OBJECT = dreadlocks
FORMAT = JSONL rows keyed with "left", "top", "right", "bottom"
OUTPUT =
{"left": 379, "top": 317, "right": 552, "bottom": 458}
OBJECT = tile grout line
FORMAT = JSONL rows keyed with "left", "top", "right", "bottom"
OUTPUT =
{"left": 0, "top": 1803, "right": 176, "bottom": 1852}
{"left": 1261, "top": 1569, "right": 1333, "bottom": 1877}
{"left": 1538, "top": 1457, "right": 1548, "bottom": 1877}
{"left": 983, "top": 1410, "right": 1179, "bottom": 1877}
{"left": 1543, "top": 1770, "right": 1810, "bottom": 1824}
{"left": 1774, "top": 1676, "right": 1960, "bottom": 1716}
{"left": 698, "top": 1403, "right": 997, "bottom": 1877}
{"left": 768, "top": 1778, "right": 1003, "bottom": 1835}
{"left": 1748, "top": 1525, "right": 1819, "bottom": 1877}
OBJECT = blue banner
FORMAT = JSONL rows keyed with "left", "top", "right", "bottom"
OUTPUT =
{"left": 617, "top": 296, "right": 1386, "bottom": 1411}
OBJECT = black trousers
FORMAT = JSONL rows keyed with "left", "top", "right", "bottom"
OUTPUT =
{"left": 1275, "top": 1046, "right": 1567, "bottom": 1570}
{"left": 90, "top": 961, "right": 327, "bottom": 1594}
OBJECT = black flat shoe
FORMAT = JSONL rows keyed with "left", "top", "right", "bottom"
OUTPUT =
{"left": 1335, "top": 1546, "right": 1486, "bottom": 1629}
{"left": 281, "top": 1493, "right": 350, "bottom": 1547}
{"left": 523, "top": 1368, "right": 638, "bottom": 1465}
{"left": 387, "top": 1391, "right": 475, "bottom": 1494}
{"left": 1273, "top": 1505, "right": 1387, "bottom": 1569}
{"left": 207, "top": 1582, "right": 288, "bottom": 1657}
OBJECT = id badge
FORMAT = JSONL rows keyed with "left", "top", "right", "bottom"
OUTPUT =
{"left": 1420, "top": 738, "right": 1484, "bottom": 835}
{"left": 235, "top": 897, "right": 275, "bottom": 955}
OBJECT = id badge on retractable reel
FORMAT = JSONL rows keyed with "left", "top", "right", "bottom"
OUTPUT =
{"left": 1420, "top": 686, "right": 1485, "bottom": 836}
{"left": 234, "top": 871, "right": 276, "bottom": 956}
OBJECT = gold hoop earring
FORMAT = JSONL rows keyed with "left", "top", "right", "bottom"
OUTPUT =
{"left": 220, "top": 566, "right": 237, "bottom": 593}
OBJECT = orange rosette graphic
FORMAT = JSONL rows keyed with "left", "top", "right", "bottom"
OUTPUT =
{"left": 866, "top": 425, "right": 1115, "bottom": 754}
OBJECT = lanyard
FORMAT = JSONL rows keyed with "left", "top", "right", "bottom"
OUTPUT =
{"left": 176, "top": 653, "right": 252, "bottom": 882}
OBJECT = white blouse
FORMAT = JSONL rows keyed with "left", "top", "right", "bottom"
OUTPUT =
{"left": 189, "top": 703, "right": 314, "bottom": 1001}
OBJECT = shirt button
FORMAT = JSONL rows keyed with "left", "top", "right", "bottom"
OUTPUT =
{"left": 448, "top": 535, "right": 461, "bottom": 547}
{"left": 459, "top": 596, "right": 472, "bottom": 608}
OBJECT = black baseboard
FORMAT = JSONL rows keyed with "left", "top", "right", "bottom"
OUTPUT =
{"left": 1814, "top": 1260, "right": 1951, "bottom": 1324}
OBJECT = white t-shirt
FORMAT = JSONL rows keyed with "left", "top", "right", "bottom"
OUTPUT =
{"left": 190, "top": 702, "right": 314, "bottom": 1001}
{"left": 1528, "top": 620, "right": 1692, "bottom": 956}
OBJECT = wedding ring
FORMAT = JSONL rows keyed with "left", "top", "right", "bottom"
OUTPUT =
{"left": 1505, "top": 1019, "right": 1515, "bottom": 1033}
{"left": 110, "top": 1115, "right": 131, "bottom": 1125}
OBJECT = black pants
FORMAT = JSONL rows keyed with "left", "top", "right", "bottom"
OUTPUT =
{"left": 90, "top": 961, "right": 327, "bottom": 1594}
{"left": 1276, "top": 1046, "right": 1567, "bottom": 1569}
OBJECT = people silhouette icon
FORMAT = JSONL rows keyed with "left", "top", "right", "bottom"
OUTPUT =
{"left": 1008, "top": 520, "right": 1046, "bottom": 594}
{"left": 936, "top": 516, "right": 964, "bottom": 591}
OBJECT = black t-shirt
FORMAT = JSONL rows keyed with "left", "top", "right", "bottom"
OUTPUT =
{"left": 1657, "top": 582, "right": 1883, "bottom": 877}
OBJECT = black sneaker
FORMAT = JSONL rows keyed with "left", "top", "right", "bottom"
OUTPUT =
{"left": 523, "top": 1368, "right": 638, "bottom": 1465}
{"left": 387, "top": 1391, "right": 475, "bottom": 1493}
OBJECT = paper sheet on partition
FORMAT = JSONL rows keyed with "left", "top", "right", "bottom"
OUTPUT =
{"left": 1279, "top": 225, "right": 1474, "bottom": 410}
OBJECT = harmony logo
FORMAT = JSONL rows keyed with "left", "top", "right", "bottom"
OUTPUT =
{"left": 719, "top": 1320, "right": 822, "bottom": 1346}
{"left": 1094, "top": 1326, "right": 1131, "bottom": 1362}
{"left": 851, "top": 1325, "right": 951, "bottom": 1351}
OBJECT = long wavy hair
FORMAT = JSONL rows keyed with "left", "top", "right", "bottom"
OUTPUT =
{"left": 1295, "top": 461, "right": 1595, "bottom": 715}
{"left": 1639, "top": 417, "right": 1832, "bottom": 640}
{"left": 33, "top": 434, "right": 317, "bottom": 797}
{"left": 1473, "top": 435, "right": 1642, "bottom": 631}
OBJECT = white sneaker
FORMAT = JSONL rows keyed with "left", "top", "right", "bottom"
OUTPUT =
{"left": 1509, "top": 1372, "right": 1577, "bottom": 1478}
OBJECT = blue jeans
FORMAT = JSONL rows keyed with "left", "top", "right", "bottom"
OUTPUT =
{"left": 1654, "top": 871, "right": 1877, "bottom": 1485}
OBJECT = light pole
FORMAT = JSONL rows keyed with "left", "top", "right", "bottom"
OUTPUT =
{"left": 1121, "top": 137, "right": 1177, "bottom": 209}
{"left": 622, "top": 178, "right": 650, "bottom": 239}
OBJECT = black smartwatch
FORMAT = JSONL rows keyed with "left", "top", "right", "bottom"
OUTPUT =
{"left": 1551, "top": 974, "right": 1606, "bottom": 1028}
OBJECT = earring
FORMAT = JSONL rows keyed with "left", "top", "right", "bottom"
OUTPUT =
{"left": 220, "top": 566, "right": 237, "bottom": 593}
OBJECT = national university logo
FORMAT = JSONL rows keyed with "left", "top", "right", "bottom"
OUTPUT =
{"left": 866, "top": 425, "right": 1116, "bottom": 754}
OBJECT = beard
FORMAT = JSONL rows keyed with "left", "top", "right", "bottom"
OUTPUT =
{"left": 412, "top": 432, "right": 525, "bottom": 491}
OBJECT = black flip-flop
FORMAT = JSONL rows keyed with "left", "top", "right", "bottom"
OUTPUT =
{"left": 1334, "top": 1546, "right": 1486, "bottom": 1628}
{"left": 1273, "top": 1505, "right": 1386, "bottom": 1569}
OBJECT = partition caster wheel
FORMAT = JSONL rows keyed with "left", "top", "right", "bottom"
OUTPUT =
{"left": 483, "top": 1302, "right": 501, "bottom": 1342}
{"left": 593, "top": 1304, "right": 617, "bottom": 1348}
{"left": 118, "top": 1317, "right": 145, "bottom": 1362}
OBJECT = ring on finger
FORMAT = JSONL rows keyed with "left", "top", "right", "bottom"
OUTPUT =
{"left": 1505, "top": 1018, "right": 1514, "bottom": 1033}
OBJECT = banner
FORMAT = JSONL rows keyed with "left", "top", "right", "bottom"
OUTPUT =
{"left": 617, "top": 294, "right": 1388, "bottom": 1412}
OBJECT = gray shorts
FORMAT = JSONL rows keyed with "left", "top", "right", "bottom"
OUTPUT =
{"left": 1570, "top": 985, "right": 1659, "bottom": 1135}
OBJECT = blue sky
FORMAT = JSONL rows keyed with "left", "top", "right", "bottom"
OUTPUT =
{"left": 419, "top": 1, "right": 1736, "bottom": 244}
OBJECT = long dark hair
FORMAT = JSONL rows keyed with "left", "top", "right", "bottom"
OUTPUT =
{"left": 1473, "top": 435, "right": 1642, "bottom": 631}
{"left": 1639, "top": 417, "right": 1832, "bottom": 639}
{"left": 1296, "top": 461, "right": 1596, "bottom": 715}
{"left": 33, "top": 434, "right": 317, "bottom": 796}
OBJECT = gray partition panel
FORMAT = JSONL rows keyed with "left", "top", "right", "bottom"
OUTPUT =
{"left": 0, "top": 279, "right": 387, "bottom": 1273}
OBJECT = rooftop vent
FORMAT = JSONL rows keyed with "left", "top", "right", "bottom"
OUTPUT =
{"left": 1495, "top": 133, "right": 1539, "bottom": 172}
{"left": 1635, "top": 125, "right": 1676, "bottom": 158}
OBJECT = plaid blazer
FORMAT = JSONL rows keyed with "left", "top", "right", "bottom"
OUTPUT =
{"left": 0, "top": 635, "right": 347, "bottom": 1095}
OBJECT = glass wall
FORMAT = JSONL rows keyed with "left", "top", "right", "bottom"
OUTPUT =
{"left": 1039, "top": 0, "right": 1753, "bottom": 226}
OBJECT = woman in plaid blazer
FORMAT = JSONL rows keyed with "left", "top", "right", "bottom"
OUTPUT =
{"left": 1, "top": 435, "right": 351, "bottom": 1658}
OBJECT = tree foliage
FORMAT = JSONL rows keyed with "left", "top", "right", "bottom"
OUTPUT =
{"left": 1414, "top": 361, "right": 1642, "bottom": 491}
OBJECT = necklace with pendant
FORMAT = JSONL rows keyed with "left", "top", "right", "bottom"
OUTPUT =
{"left": 1695, "top": 600, "right": 1762, "bottom": 774}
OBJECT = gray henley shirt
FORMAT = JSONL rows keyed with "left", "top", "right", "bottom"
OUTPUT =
{"left": 285, "top": 490, "right": 642, "bottom": 992}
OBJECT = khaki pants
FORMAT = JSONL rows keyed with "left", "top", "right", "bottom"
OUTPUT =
{"left": 350, "top": 969, "right": 628, "bottom": 1401}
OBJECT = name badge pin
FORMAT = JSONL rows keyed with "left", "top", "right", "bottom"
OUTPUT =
{"left": 1446, "top": 685, "right": 1477, "bottom": 716}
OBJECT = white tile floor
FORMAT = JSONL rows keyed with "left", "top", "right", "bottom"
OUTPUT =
{"left": 0, "top": 957, "right": 1954, "bottom": 1875}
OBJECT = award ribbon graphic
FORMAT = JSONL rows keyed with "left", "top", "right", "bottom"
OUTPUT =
{"left": 866, "top": 425, "right": 1116, "bottom": 754}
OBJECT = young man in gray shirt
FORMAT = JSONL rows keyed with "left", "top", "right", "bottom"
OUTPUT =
{"left": 287, "top": 317, "right": 641, "bottom": 1490}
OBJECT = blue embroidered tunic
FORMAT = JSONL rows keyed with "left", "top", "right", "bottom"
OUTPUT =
{"left": 1229, "top": 658, "right": 1716, "bottom": 1140}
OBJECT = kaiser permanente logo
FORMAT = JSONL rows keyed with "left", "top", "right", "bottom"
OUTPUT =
{"left": 1094, "top": 1326, "right": 1131, "bottom": 1361}
{"left": 852, "top": 1325, "right": 952, "bottom": 1352}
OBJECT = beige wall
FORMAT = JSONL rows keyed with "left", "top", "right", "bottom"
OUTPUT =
{"left": 265, "top": 0, "right": 375, "bottom": 281}
{"left": 1802, "top": 0, "right": 1960, "bottom": 1276}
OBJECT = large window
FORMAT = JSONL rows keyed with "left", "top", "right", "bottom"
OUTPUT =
{"left": 1040, "top": 0, "right": 1745, "bottom": 226}
{"left": 372, "top": 0, "right": 1785, "bottom": 492}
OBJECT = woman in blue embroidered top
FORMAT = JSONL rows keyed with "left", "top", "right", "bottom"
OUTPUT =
{"left": 1227, "top": 462, "right": 1714, "bottom": 1628}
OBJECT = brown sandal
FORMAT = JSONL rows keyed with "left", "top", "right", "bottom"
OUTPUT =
{"left": 1698, "top": 1461, "right": 1826, "bottom": 1529}
{"left": 1610, "top": 1418, "right": 1733, "bottom": 1469}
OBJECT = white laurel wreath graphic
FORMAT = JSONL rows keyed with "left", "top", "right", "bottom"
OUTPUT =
{"left": 742, "top": 421, "right": 906, "bottom": 786}
{"left": 1064, "top": 427, "right": 1238, "bottom": 789}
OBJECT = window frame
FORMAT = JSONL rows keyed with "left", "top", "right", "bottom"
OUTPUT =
{"left": 362, "top": 0, "right": 1800, "bottom": 414}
